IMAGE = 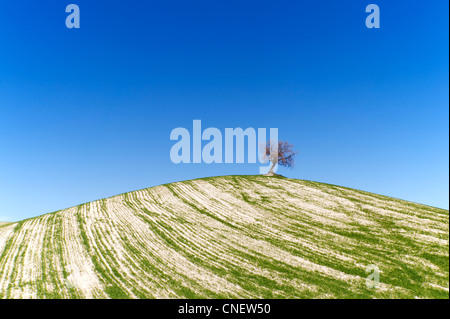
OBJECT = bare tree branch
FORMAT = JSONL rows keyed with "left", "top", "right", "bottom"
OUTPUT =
{"left": 262, "top": 140, "right": 298, "bottom": 175}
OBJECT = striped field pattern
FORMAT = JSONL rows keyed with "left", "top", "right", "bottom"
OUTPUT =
{"left": 0, "top": 175, "right": 448, "bottom": 299}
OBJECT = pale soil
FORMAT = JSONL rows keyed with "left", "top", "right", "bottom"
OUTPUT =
{"left": 0, "top": 176, "right": 448, "bottom": 299}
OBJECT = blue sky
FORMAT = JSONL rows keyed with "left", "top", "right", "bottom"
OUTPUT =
{"left": 0, "top": 0, "right": 448, "bottom": 221}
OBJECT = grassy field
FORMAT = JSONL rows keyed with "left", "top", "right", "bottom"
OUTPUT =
{"left": 0, "top": 175, "right": 448, "bottom": 299}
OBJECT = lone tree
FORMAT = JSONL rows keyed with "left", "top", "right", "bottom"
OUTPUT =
{"left": 262, "top": 140, "right": 297, "bottom": 176}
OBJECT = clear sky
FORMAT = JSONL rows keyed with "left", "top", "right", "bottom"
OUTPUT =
{"left": 0, "top": 0, "right": 448, "bottom": 221}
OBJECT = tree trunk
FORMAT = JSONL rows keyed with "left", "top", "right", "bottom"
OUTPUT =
{"left": 267, "top": 161, "right": 277, "bottom": 175}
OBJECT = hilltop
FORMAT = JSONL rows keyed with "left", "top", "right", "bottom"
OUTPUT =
{"left": 0, "top": 175, "right": 448, "bottom": 299}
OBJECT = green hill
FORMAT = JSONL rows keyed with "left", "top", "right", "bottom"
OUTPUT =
{"left": 0, "top": 175, "right": 448, "bottom": 299}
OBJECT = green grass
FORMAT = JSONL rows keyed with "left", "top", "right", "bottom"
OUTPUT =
{"left": 0, "top": 175, "right": 448, "bottom": 299}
